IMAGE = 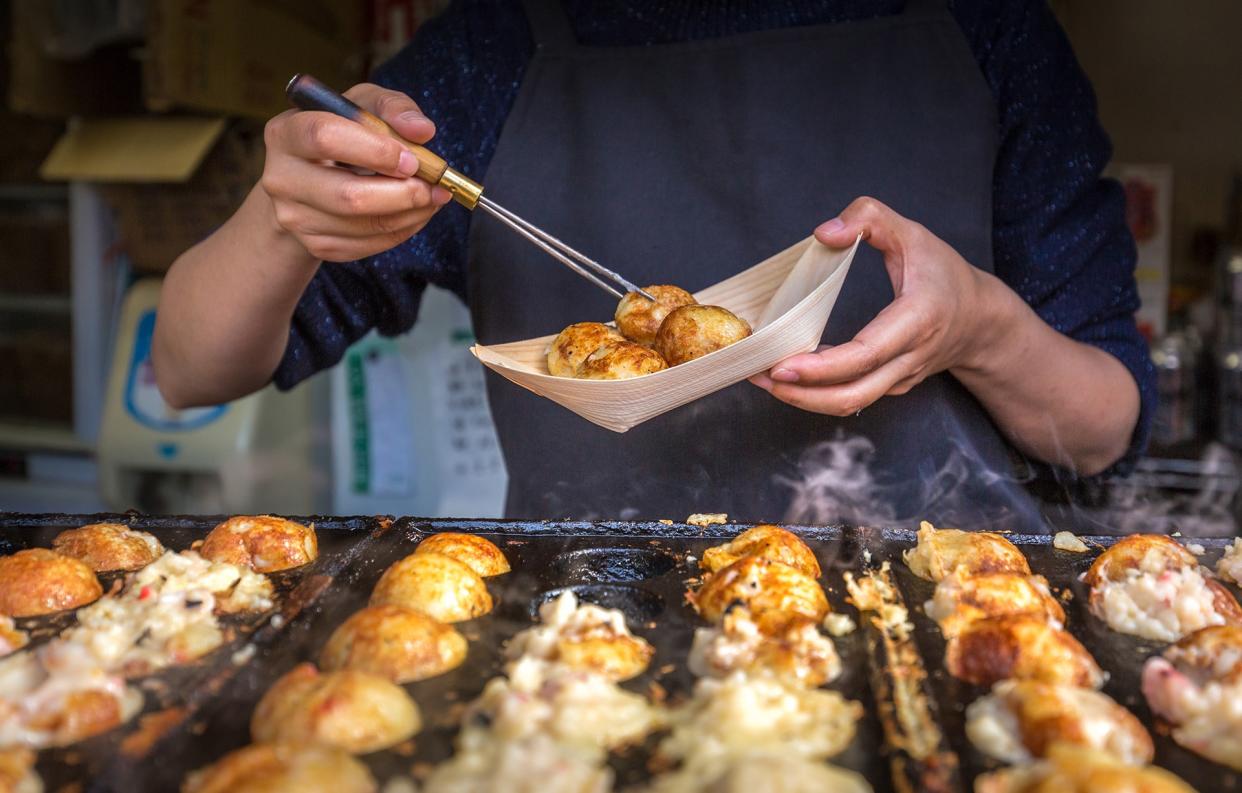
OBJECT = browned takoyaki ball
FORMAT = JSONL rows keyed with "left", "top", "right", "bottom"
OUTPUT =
{"left": 966, "top": 680, "right": 1153, "bottom": 765}
{"left": 547, "top": 322, "right": 624, "bottom": 377}
{"left": 369, "top": 552, "right": 493, "bottom": 623}
{"left": 251, "top": 663, "right": 420, "bottom": 754}
{"left": 903, "top": 521, "right": 1031, "bottom": 582}
{"left": 945, "top": 614, "right": 1104, "bottom": 689}
{"left": 700, "top": 525, "right": 822, "bottom": 578}
{"left": 1082, "top": 533, "right": 1198, "bottom": 587}
{"left": 415, "top": 532, "right": 510, "bottom": 577}
{"left": 575, "top": 340, "right": 668, "bottom": 380}
{"left": 693, "top": 555, "right": 829, "bottom": 633}
{"left": 615, "top": 285, "right": 697, "bottom": 346}
{"left": 0, "top": 665, "right": 138, "bottom": 747}
{"left": 182, "top": 742, "right": 377, "bottom": 793}
{"left": 0, "top": 548, "right": 101, "bottom": 617}
{"left": 654, "top": 304, "right": 752, "bottom": 366}
{"left": 974, "top": 743, "right": 1196, "bottom": 793}
{"left": 52, "top": 523, "right": 164, "bottom": 573}
{"left": 927, "top": 572, "right": 1065, "bottom": 639}
{"left": 199, "top": 515, "right": 317, "bottom": 573}
{"left": 320, "top": 604, "right": 468, "bottom": 683}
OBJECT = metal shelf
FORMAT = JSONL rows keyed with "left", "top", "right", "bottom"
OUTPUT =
{"left": 0, "top": 420, "right": 89, "bottom": 453}
{"left": 0, "top": 184, "right": 69, "bottom": 202}
{"left": 0, "top": 292, "right": 72, "bottom": 315}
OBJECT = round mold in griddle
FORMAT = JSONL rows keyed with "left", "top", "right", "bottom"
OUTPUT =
{"left": 531, "top": 584, "right": 664, "bottom": 624}
{"left": 548, "top": 546, "right": 677, "bottom": 584}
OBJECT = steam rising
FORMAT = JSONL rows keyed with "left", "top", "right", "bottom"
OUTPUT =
{"left": 778, "top": 431, "right": 1041, "bottom": 532}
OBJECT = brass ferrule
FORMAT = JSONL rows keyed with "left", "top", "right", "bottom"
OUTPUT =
{"left": 439, "top": 167, "right": 484, "bottom": 209}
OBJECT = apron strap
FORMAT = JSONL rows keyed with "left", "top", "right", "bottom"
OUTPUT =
{"left": 522, "top": 0, "right": 576, "bottom": 50}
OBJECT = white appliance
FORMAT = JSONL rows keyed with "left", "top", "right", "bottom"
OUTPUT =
{"left": 330, "top": 285, "right": 507, "bottom": 517}
{"left": 97, "top": 279, "right": 330, "bottom": 514}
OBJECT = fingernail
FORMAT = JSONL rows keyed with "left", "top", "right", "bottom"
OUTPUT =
{"left": 397, "top": 150, "right": 418, "bottom": 177}
{"left": 431, "top": 186, "right": 453, "bottom": 206}
{"left": 749, "top": 374, "right": 773, "bottom": 390}
{"left": 817, "top": 217, "right": 846, "bottom": 236}
{"left": 399, "top": 110, "right": 429, "bottom": 126}
{"left": 771, "top": 368, "right": 799, "bottom": 383}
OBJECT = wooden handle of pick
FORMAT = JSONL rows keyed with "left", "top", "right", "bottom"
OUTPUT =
{"left": 285, "top": 73, "right": 448, "bottom": 184}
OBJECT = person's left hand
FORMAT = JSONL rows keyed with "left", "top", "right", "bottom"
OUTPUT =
{"left": 750, "top": 196, "right": 999, "bottom": 416}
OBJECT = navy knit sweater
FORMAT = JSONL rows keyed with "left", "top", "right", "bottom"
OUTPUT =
{"left": 274, "top": 0, "right": 1155, "bottom": 471}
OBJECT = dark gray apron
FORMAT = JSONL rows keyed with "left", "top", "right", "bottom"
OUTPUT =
{"left": 466, "top": 0, "right": 1046, "bottom": 532}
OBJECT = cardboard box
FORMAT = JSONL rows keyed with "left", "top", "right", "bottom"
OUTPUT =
{"left": 9, "top": 0, "right": 366, "bottom": 121}
{"left": 6, "top": 0, "right": 144, "bottom": 118}
{"left": 145, "top": 0, "right": 367, "bottom": 120}
{"left": 42, "top": 116, "right": 263, "bottom": 273}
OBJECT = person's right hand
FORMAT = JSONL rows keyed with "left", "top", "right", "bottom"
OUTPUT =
{"left": 260, "top": 82, "right": 454, "bottom": 262}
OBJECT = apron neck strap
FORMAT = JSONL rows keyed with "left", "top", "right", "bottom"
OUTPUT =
{"left": 522, "top": 0, "right": 576, "bottom": 50}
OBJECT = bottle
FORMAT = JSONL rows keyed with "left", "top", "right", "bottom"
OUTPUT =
{"left": 1218, "top": 342, "right": 1242, "bottom": 450}
{"left": 1152, "top": 332, "right": 1196, "bottom": 446}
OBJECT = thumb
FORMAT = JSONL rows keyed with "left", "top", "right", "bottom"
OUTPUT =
{"left": 814, "top": 196, "right": 916, "bottom": 254}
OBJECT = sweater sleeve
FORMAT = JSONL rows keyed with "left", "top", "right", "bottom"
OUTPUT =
{"left": 953, "top": 0, "right": 1156, "bottom": 474}
{"left": 273, "top": 0, "right": 531, "bottom": 390}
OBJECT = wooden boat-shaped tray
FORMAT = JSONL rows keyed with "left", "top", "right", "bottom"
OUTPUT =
{"left": 471, "top": 235, "right": 861, "bottom": 432}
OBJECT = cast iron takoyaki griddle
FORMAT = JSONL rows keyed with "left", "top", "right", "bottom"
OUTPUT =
{"left": 0, "top": 512, "right": 385, "bottom": 793}
{"left": 859, "top": 526, "right": 1242, "bottom": 793}
{"left": 0, "top": 514, "right": 1239, "bottom": 792}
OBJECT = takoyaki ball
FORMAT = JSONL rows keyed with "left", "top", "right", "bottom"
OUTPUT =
{"left": 1084, "top": 534, "right": 1241, "bottom": 642}
{"left": 320, "top": 604, "right": 467, "bottom": 683}
{"left": 1082, "top": 534, "right": 1198, "bottom": 587}
{"left": 965, "top": 680, "right": 1153, "bottom": 765}
{"left": 654, "top": 305, "right": 753, "bottom": 366}
{"left": 615, "top": 285, "right": 697, "bottom": 346}
{"left": 903, "top": 520, "right": 1030, "bottom": 582}
{"left": 1155, "top": 623, "right": 1242, "bottom": 685}
{"left": 0, "top": 616, "right": 27, "bottom": 657}
{"left": 700, "top": 525, "right": 821, "bottom": 578}
{"left": 926, "top": 572, "right": 1065, "bottom": 639}
{"left": 0, "top": 650, "right": 143, "bottom": 748}
{"left": 693, "top": 555, "right": 829, "bottom": 633}
{"left": 1218, "top": 537, "right": 1242, "bottom": 585}
{"left": 199, "top": 515, "right": 317, "bottom": 573}
{"left": 251, "top": 663, "right": 420, "bottom": 754}
{"left": 945, "top": 614, "right": 1104, "bottom": 689}
{"left": 1142, "top": 624, "right": 1242, "bottom": 770}
{"left": 183, "top": 743, "right": 376, "bottom": 793}
{"left": 52, "top": 523, "right": 164, "bottom": 573}
{"left": 689, "top": 608, "right": 842, "bottom": 687}
{"left": 416, "top": 532, "right": 511, "bottom": 577}
{"left": 0, "top": 549, "right": 101, "bottom": 617}
{"left": 506, "top": 591, "right": 654, "bottom": 682}
{"left": 547, "top": 322, "right": 624, "bottom": 377}
{"left": 369, "top": 552, "right": 493, "bottom": 623}
{"left": 574, "top": 340, "right": 668, "bottom": 380}
{"left": 974, "top": 743, "right": 1196, "bottom": 793}
{"left": 0, "top": 747, "right": 40, "bottom": 793}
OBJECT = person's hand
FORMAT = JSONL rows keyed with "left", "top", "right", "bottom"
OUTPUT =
{"left": 751, "top": 196, "right": 1004, "bottom": 416}
{"left": 259, "top": 83, "right": 454, "bottom": 262}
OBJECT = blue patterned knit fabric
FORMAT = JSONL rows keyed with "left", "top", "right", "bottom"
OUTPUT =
{"left": 273, "top": 0, "right": 1155, "bottom": 473}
